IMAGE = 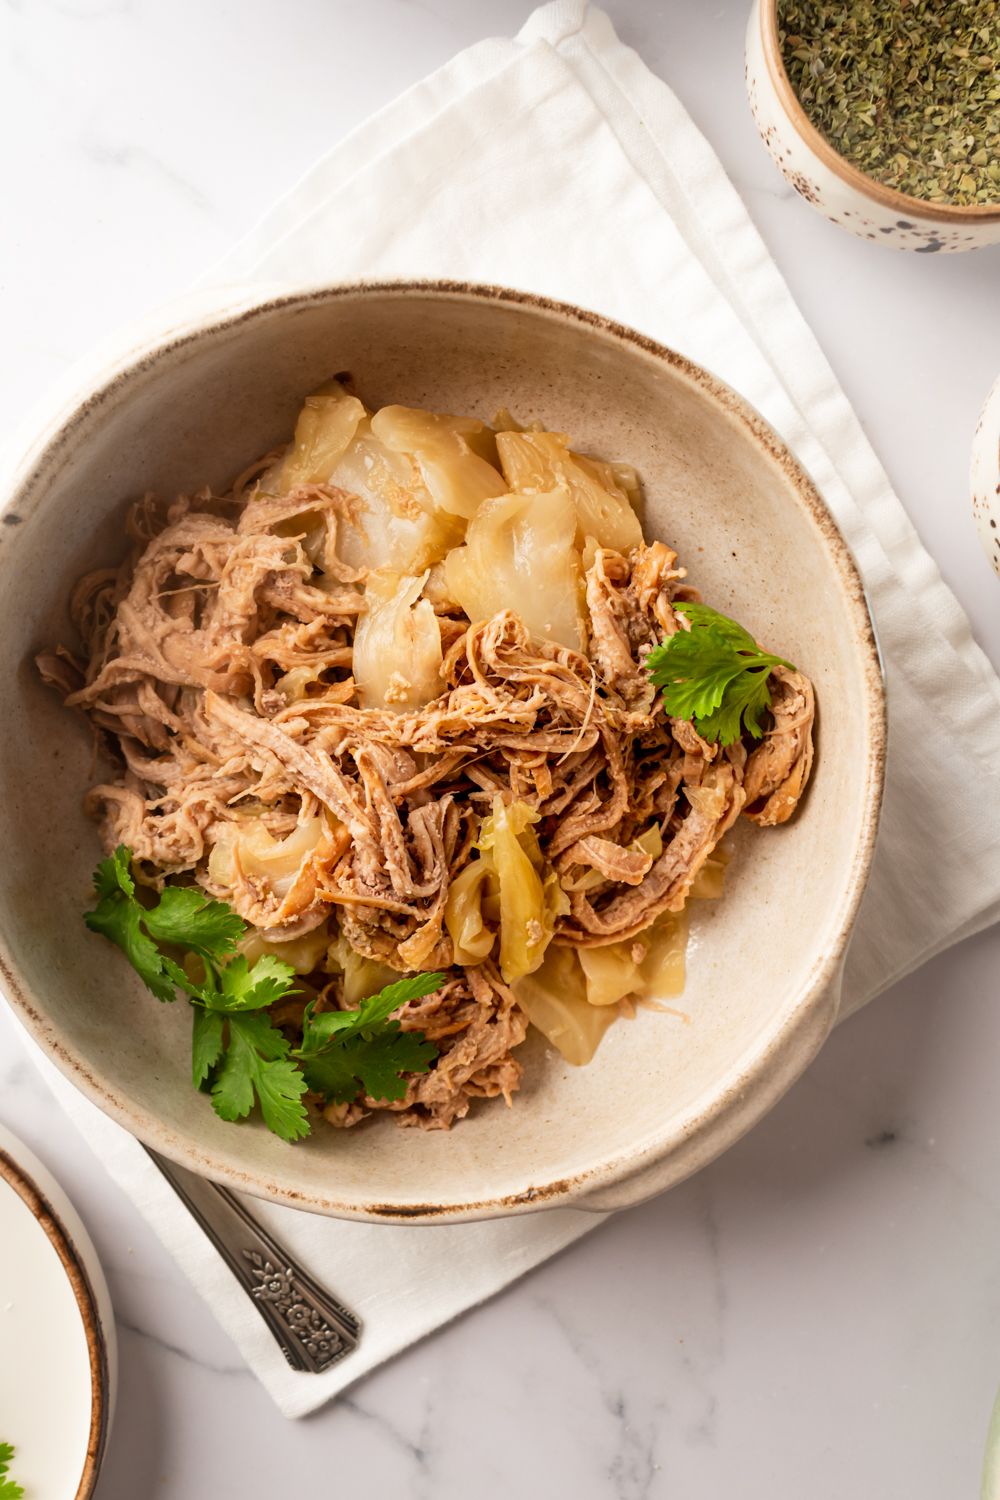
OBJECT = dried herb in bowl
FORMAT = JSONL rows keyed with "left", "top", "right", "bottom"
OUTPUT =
{"left": 778, "top": 0, "right": 1000, "bottom": 207}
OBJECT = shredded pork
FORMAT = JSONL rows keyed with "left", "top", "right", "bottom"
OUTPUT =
{"left": 39, "top": 439, "right": 816, "bottom": 1131}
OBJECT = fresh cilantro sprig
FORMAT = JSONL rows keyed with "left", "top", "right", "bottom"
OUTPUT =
{"left": 646, "top": 602, "right": 796, "bottom": 746}
{"left": 85, "top": 844, "right": 244, "bottom": 1003}
{"left": 0, "top": 1443, "right": 24, "bottom": 1500}
{"left": 84, "top": 847, "right": 441, "bottom": 1140}
{"left": 297, "top": 973, "right": 443, "bottom": 1105}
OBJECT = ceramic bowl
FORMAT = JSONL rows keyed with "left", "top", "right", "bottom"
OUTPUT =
{"left": 0, "top": 281, "right": 885, "bottom": 1223}
{"left": 983, "top": 1384, "right": 1000, "bottom": 1499}
{"left": 0, "top": 1123, "right": 115, "bottom": 1497}
{"left": 972, "top": 375, "right": 1000, "bottom": 579}
{"left": 746, "top": 0, "right": 1000, "bottom": 254}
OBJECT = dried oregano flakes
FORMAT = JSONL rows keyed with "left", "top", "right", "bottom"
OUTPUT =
{"left": 778, "top": 0, "right": 1000, "bottom": 207}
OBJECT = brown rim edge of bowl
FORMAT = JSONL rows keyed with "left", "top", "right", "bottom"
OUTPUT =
{"left": 758, "top": 0, "right": 1000, "bottom": 226}
{"left": 0, "top": 1147, "right": 110, "bottom": 1496}
{"left": 0, "top": 278, "right": 887, "bottom": 1223}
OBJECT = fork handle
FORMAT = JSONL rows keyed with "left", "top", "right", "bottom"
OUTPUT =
{"left": 145, "top": 1147, "right": 361, "bottom": 1373}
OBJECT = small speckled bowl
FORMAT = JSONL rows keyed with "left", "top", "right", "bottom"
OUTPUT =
{"left": 0, "top": 281, "right": 885, "bottom": 1224}
{"left": 972, "top": 375, "right": 1000, "bottom": 578}
{"left": 746, "top": 0, "right": 1000, "bottom": 254}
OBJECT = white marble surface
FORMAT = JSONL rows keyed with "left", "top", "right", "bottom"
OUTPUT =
{"left": 1, "top": 2, "right": 999, "bottom": 1496}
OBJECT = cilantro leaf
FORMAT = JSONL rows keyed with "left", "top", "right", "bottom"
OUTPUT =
{"left": 0, "top": 1442, "right": 24, "bottom": 1500}
{"left": 93, "top": 844, "right": 135, "bottom": 900}
{"left": 192, "top": 1006, "right": 225, "bottom": 1087}
{"left": 296, "top": 971, "right": 442, "bottom": 1104}
{"left": 300, "top": 1027, "right": 438, "bottom": 1104}
{"left": 85, "top": 890, "right": 178, "bottom": 1004}
{"left": 141, "top": 885, "right": 245, "bottom": 959}
{"left": 214, "top": 953, "right": 297, "bottom": 1012}
{"left": 211, "top": 1013, "right": 310, "bottom": 1141}
{"left": 84, "top": 848, "right": 307, "bottom": 1139}
{"left": 697, "top": 663, "right": 774, "bottom": 745}
{"left": 299, "top": 970, "right": 444, "bottom": 1050}
{"left": 251, "top": 1058, "right": 312, "bottom": 1142}
{"left": 646, "top": 602, "right": 795, "bottom": 746}
{"left": 84, "top": 851, "right": 239, "bottom": 1004}
{"left": 161, "top": 953, "right": 208, "bottom": 1002}
{"left": 84, "top": 849, "right": 441, "bottom": 1140}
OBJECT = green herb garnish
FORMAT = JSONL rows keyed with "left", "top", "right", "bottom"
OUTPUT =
{"left": 0, "top": 1443, "right": 24, "bottom": 1500}
{"left": 779, "top": 0, "right": 1000, "bottom": 208}
{"left": 646, "top": 602, "right": 795, "bottom": 746}
{"left": 85, "top": 847, "right": 441, "bottom": 1141}
{"left": 296, "top": 975, "right": 441, "bottom": 1106}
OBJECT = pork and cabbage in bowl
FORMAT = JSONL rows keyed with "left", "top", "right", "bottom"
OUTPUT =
{"left": 38, "top": 379, "right": 815, "bottom": 1143}
{"left": 0, "top": 284, "right": 882, "bottom": 1221}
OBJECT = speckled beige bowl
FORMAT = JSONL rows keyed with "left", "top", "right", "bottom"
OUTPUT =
{"left": 0, "top": 282, "right": 884, "bottom": 1223}
{"left": 747, "top": 0, "right": 1000, "bottom": 253}
{"left": 972, "top": 374, "right": 1000, "bottom": 579}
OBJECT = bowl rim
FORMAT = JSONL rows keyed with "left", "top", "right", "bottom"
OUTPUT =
{"left": 0, "top": 1135, "right": 111, "bottom": 1498}
{"left": 757, "top": 0, "right": 1000, "bottom": 226}
{"left": 0, "top": 278, "right": 887, "bottom": 1222}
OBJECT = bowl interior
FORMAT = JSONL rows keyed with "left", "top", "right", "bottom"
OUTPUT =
{"left": 0, "top": 286, "right": 881, "bottom": 1219}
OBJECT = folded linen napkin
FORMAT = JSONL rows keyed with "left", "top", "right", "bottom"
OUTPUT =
{"left": 21, "top": 0, "right": 1000, "bottom": 1419}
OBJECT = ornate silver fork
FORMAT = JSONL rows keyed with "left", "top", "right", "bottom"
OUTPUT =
{"left": 146, "top": 1147, "right": 361, "bottom": 1373}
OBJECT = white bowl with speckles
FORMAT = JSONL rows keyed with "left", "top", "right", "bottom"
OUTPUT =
{"left": 0, "top": 281, "right": 885, "bottom": 1224}
{"left": 972, "top": 375, "right": 1000, "bottom": 579}
{"left": 746, "top": 0, "right": 1000, "bottom": 254}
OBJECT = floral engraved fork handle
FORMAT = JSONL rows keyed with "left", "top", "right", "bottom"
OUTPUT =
{"left": 146, "top": 1147, "right": 361, "bottom": 1373}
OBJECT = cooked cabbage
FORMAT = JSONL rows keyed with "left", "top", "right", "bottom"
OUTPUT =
{"left": 330, "top": 419, "right": 462, "bottom": 574}
{"left": 641, "top": 911, "right": 687, "bottom": 998}
{"left": 371, "top": 405, "right": 506, "bottom": 520}
{"left": 684, "top": 780, "right": 729, "bottom": 819}
{"left": 422, "top": 560, "right": 461, "bottom": 611}
{"left": 208, "top": 815, "right": 329, "bottom": 898}
{"left": 513, "top": 945, "right": 619, "bottom": 1065}
{"left": 273, "top": 380, "right": 367, "bottom": 492}
{"left": 690, "top": 851, "right": 727, "bottom": 901}
{"left": 475, "top": 798, "right": 568, "bottom": 982}
{"left": 578, "top": 943, "right": 642, "bottom": 1007}
{"left": 240, "top": 923, "right": 331, "bottom": 975}
{"left": 492, "top": 407, "right": 527, "bottom": 434}
{"left": 445, "top": 489, "right": 584, "bottom": 650}
{"left": 605, "top": 459, "right": 643, "bottom": 511}
{"left": 276, "top": 664, "right": 327, "bottom": 702}
{"left": 327, "top": 933, "right": 400, "bottom": 1008}
{"left": 444, "top": 857, "right": 497, "bottom": 965}
{"left": 577, "top": 907, "right": 686, "bottom": 1008}
{"left": 495, "top": 429, "right": 643, "bottom": 552}
{"left": 353, "top": 570, "right": 443, "bottom": 712}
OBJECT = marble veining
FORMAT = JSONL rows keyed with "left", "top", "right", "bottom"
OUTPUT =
{"left": 79, "top": 136, "right": 218, "bottom": 215}
{"left": 1, "top": 1, "right": 999, "bottom": 1497}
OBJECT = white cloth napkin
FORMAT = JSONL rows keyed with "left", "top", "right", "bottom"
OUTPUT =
{"left": 22, "top": 0, "right": 1000, "bottom": 1419}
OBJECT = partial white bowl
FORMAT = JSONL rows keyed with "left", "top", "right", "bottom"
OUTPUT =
{"left": 972, "top": 375, "right": 1000, "bottom": 579}
{"left": 0, "top": 281, "right": 885, "bottom": 1223}
{"left": 984, "top": 1385, "right": 1000, "bottom": 1499}
{"left": 0, "top": 1123, "right": 115, "bottom": 1498}
{"left": 746, "top": 0, "right": 1000, "bottom": 253}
